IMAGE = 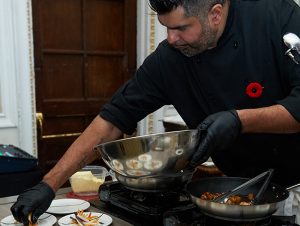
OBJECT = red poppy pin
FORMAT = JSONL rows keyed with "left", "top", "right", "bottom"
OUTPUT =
{"left": 246, "top": 82, "right": 263, "bottom": 98}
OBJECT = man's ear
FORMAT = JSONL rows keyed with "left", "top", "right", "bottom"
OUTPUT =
{"left": 208, "top": 4, "right": 223, "bottom": 26}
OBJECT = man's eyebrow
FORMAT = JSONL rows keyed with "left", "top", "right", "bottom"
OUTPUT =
{"left": 167, "top": 24, "right": 188, "bottom": 30}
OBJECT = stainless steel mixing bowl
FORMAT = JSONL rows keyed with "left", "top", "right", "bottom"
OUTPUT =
{"left": 114, "top": 170, "right": 194, "bottom": 192}
{"left": 94, "top": 130, "right": 198, "bottom": 191}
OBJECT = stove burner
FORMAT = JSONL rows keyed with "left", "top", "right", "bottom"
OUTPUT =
{"left": 96, "top": 182, "right": 299, "bottom": 226}
{"left": 99, "top": 181, "right": 189, "bottom": 217}
{"left": 130, "top": 191, "right": 147, "bottom": 202}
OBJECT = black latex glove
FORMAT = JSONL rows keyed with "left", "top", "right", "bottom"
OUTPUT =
{"left": 189, "top": 110, "right": 242, "bottom": 168}
{"left": 11, "top": 182, "right": 55, "bottom": 226}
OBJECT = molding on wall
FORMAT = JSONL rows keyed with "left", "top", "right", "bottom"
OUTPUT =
{"left": 136, "top": 1, "right": 151, "bottom": 135}
{"left": 21, "top": 0, "right": 37, "bottom": 155}
{"left": 136, "top": 2, "right": 167, "bottom": 135}
{"left": 146, "top": 10, "right": 156, "bottom": 135}
{"left": 136, "top": 2, "right": 156, "bottom": 135}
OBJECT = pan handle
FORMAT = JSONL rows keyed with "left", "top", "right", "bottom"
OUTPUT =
{"left": 214, "top": 169, "right": 273, "bottom": 203}
{"left": 251, "top": 169, "right": 274, "bottom": 204}
{"left": 287, "top": 183, "right": 300, "bottom": 191}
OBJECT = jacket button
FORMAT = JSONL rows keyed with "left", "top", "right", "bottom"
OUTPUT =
{"left": 272, "top": 147, "right": 279, "bottom": 155}
{"left": 233, "top": 41, "right": 239, "bottom": 49}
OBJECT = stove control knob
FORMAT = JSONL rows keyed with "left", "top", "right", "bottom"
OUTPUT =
{"left": 99, "top": 185, "right": 110, "bottom": 202}
{"left": 163, "top": 215, "right": 180, "bottom": 226}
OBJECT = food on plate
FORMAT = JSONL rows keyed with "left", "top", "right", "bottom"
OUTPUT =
{"left": 6, "top": 213, "right": 53, "bottom": 226}
{"left": 126, "top": 169, "right": 150, "bottom": 176}
{"left": 200, "top": 192, "right": 255, "bottom": 205}
{"left": 144, "top": 160, "right": 163, "bottom": 170}
{"left": 70, "top": 210, "right": 103, "bottom": 226}
{"left": 111, "top": 159, "right": 124, "bottom": 171}
{"left": 70, "top": 171, "right": 104, "bottom": 194}
{"left": 126, "top": 159, "right": 142, "bottom": 169}
{"left": 28, "top": 213, "right": 37, "bottom": 226}
{"left": 138, "top": 154, "right": 152, "bottom": 162}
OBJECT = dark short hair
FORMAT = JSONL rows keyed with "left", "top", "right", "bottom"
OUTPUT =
{"left": 148, "top": 0, "right": 226, "bottom": 16}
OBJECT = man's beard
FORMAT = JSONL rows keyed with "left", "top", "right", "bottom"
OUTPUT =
{"left": 175, "top": 23, "right": 218, "bottom": 57}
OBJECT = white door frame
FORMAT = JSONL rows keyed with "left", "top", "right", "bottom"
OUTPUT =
{"left": 137, "top": 1, "right": 167, "bottom": 135}
{"left": 0, "top": 0, "right": 37, "bottom": 156}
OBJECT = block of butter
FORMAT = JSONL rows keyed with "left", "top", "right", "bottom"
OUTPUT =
{"left": 70, "top": 171, "right": 104, "bottom": 194}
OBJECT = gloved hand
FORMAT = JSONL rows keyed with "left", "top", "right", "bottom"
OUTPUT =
{"left": 11, "top": 182, "right": 55, "bottom": 226}
{"left": 189, "top": 110, "right": 242, "bottom": 168}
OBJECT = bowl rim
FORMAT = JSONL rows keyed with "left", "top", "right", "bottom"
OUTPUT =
{"left": 70, "top": 165, "right": 109, "bottom": 178}
{"left": 81, "top": 165, "right": 108, "bottom": 170}
{"left": 95, "top": 129, "right": 197, "bottom": 148}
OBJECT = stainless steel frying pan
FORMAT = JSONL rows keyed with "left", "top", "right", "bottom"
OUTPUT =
{"left": 187, "top": 177, "right": 290, "bottom": 221}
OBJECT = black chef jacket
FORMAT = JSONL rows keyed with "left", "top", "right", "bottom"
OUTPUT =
{"left": 100, "top": 0, "right": 300, "bottom": 187}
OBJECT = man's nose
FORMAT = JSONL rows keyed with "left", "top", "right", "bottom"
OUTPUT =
{"left": 167, "top": 29, "right": 180, "bottom": 45}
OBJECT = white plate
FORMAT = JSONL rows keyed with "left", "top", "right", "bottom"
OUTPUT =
{"left": 58, "top": 212, "right": 112, "bottom": 226}
{"left": 46, "top": 198, "right": 90, "bottom": 214}
{"left": 0, "top": 213, "right": 56, "bottom": 226}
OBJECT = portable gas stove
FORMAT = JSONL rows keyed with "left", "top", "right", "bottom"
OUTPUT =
{"left": 90, "top": 181, "right": 299, "bottom": 226}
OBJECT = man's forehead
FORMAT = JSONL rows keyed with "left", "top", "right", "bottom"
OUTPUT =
{"left": 157, "top": 6, "right": 194, "bottom": 28}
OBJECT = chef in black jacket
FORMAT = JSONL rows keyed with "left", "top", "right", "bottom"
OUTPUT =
{"left": 11, "top": 0, "right": 300, "bottom": 225}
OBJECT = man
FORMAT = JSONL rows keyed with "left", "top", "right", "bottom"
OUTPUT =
{"left": 11, "top": 0, "right": 300, "bottom": 224}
